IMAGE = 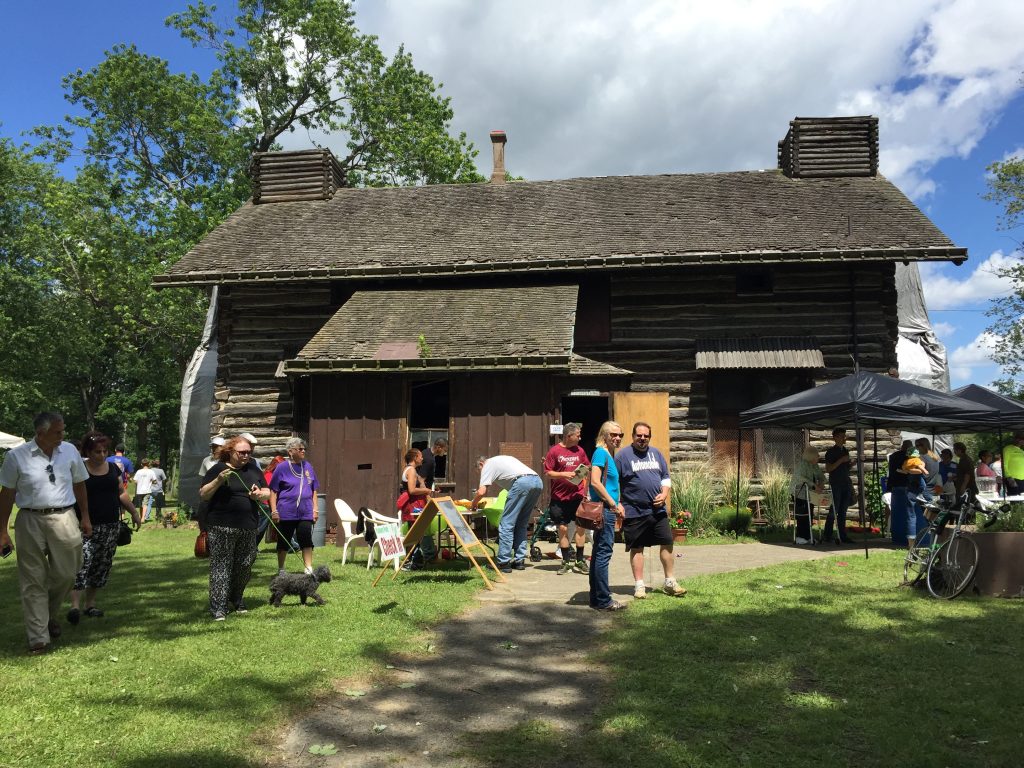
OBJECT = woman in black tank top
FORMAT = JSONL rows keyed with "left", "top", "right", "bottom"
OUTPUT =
{"left": 68, "top": 432, "right": 139, "bottom": 624}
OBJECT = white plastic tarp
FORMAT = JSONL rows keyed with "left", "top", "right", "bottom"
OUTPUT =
{"left": 177, "top": 287, "right": 219, "bottom": 510}
{"left": 896, "top": 263, "right": 952, "bottom": 449}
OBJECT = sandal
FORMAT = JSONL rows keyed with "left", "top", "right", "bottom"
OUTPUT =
{"left": 84, "top": 606, "right": 104, "bottom": 618}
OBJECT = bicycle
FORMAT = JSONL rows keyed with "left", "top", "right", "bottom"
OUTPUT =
{"left": 903, "top": 493, "right": 1008, "bottom": 599}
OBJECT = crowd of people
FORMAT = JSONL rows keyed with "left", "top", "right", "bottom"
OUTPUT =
{"left": 6, "top": 406, "right": 1020, "bottom": 653}
{"left": 792, "top": 430, "right": 1023, "bottom": 548}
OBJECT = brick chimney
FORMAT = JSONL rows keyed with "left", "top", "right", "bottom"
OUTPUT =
{"left": 249, "top": 148, "right": 345, "bottom": 204}
{"left": 489, "top": 130, "right": 507, "bottom": 184}
{"left": 777, "top": 116, "right": 879, "bottom": 179}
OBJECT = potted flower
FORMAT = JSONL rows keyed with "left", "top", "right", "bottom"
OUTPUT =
{"left": 669, "top": 509, "right": 692, "bottom": 543}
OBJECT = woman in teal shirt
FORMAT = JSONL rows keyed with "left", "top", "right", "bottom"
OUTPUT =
{"left": 589, "top": 421, "right": 626, "bottom": 611}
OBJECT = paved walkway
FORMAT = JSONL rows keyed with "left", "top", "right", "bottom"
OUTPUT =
{"left": 274, "top": 539, "right": 889, "bottom": 768}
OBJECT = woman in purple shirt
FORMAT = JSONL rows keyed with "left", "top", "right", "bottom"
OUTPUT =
{"left": 269, "top": 437, "right": 320, "bottom": 575}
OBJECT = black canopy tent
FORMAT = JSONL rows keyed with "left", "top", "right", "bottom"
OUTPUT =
{"left": 951, "top": 384, "right": 1024, "bottom": 431}
{"left": 738, "top": 370, "right": 1003, "bottom": 557}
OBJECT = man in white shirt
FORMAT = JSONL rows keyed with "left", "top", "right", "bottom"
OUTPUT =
{"left": 0, "top": 412, "right": 91, "bottom": 655}
{"left": 470, "top": 455, "right": 543, "bottom": 572}
{"left": 150, "top": 459, "right": 168, "bottom": 524}
{"left": 134, "top": 460, "right": 156, "bottom": 522}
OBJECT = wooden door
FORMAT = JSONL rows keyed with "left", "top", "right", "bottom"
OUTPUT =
{"left": 336, "top": 439, "right": 397, "bottom": 520}
{"left": 611, "top": 391, "right": 670, "bottom": 459}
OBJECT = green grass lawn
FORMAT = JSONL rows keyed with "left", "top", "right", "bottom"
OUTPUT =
{"left": 0, "top": 522, "right": 481, "bottom": 768}
{"left": 469, "top": 550, "right": 1024, "bottom": 768}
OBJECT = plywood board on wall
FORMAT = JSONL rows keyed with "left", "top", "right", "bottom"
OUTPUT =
{"left": 611, "top": 392, "right": 670, "bottom": 458}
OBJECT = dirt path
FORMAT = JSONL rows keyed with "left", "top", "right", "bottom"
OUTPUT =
{"left": 273, "top": 541, "right": 886, "bottom": 767}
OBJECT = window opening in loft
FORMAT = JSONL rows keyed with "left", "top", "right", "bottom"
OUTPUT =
{"left": 409, "top": 379, "right": 449, "bottom": 479}
{"left": 736, "top": 268, "right": 774, "bottom": 297}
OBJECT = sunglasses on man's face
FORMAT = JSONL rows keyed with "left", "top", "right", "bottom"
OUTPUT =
{"left": 234, "top": 450, "right": 252, "bottom": 456}
{"left": 634, "top": 435, "right": 651, "bottom": 441}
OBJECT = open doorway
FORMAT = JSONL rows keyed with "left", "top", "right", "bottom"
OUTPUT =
{"left": 409, "top": 379, "right": 449, "bottom": 479}
{"left": 561, "top": 395, "right": 609, "bottom": 460}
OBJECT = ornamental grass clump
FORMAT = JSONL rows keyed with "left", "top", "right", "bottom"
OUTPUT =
{"left": 671, "top": 463, "right": 717, "bottom": 536}
{"left": 718, "top": 460, "right": 752, "bottom": 512}
{"left": 758, "top": 461, "right": 792, "bottom": 530}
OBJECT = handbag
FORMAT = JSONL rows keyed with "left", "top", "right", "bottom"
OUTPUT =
{"left": 576, "top": 459, "right": 608, "bottom": 531}
{"left": 576, "top": 499, "right": 605, "bottom": 530}
{"left": 194, "top": 530, "right": 209, "bottom": 558}
{"left": 117, "top": 520, "right": 133, "bottom": 546}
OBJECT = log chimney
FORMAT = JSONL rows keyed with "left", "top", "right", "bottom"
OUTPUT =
{"left": 777, "top": 116, "right": 879, "bottom": 179}
{"left": 249, "top": 148, "right": 345, "bottom": 204}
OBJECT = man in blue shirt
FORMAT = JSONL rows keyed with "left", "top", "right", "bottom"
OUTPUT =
{"left": 615, "top": 422, "right": 686, "bottom": 599}
{"left": 107, "top": 445, "right": 134, "bottom": 486}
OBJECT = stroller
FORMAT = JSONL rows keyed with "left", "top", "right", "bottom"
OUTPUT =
{"left": 528, "top": 506, "right": 559, "bottom": 561}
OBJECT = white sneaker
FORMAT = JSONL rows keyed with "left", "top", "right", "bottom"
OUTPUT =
{"left": 795, "top": 537, "right": 810, "bottom": 545}
{"left": 633, "top": 584, "right": 647, "bottom": 599}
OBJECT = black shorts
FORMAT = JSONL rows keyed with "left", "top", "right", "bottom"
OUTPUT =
{"left": 275, "top": 519, "right": 314, "bottom": 551}
{"left": 622, "top": 511, "right": 673, "bottom": 550}
{"left": 548, "top": 498, "right": 582, "bottom": 526}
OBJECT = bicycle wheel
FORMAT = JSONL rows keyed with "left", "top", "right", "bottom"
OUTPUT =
{"left": 926, "top": 534, "right": 979, "bottom": 599}
{"left": 903, "top": 527, "right": 936, "bottom": 585}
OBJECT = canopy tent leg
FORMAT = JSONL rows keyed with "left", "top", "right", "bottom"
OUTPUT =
{"left": 856, "top": 417, "right": 868, "bottom": 559}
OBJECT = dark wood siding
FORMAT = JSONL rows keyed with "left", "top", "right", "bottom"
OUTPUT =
{"left": 212, "top": 261, "right": 900, "bottom": 484}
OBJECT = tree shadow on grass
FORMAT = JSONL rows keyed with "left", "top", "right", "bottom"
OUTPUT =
{"left": 461, "top": 560, "right": 1024, "bottom": 768}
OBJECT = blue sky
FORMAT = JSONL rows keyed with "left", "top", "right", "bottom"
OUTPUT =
{"left": 2, "top": 0, "right": 1022, "bottom": 388}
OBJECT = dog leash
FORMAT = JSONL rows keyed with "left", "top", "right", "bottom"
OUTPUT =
{"left": 221, "top": 468, "right": 306, "bottom": 566}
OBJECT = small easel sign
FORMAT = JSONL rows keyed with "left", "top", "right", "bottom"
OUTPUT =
{"left": 374, "top": 522, "right": 406, "bottom": 565}
{"left": 372, "top": 497, "right": 506, "bottom": 589}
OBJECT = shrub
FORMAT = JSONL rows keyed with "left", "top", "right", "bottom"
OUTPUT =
{"left": 710, "top": 505, "right": 752, "bottom": 535}
{"left": 671, "top": 463, "right": 718, "bottom": 536}
{"left": 758, "top": 461, "right": 792, "bottom": 530}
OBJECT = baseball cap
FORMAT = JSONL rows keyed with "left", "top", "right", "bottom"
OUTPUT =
{"left": 211, "top": 436, "right": 225, "bottom": 446}
{"left": 239, "top": 432, "right": 259, "bottom": 445}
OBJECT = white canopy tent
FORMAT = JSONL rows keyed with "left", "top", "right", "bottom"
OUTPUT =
{"left": 0, "top": 431, "right": 26, "bottom": 449}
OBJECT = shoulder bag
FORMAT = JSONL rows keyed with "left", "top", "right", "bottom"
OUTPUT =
{"left": 576, "top": 458, "right": 608, "bottom": 531}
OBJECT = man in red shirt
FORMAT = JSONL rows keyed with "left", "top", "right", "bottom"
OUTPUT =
{"left": 543, "top": 423, "right": 590, "bottom": 575}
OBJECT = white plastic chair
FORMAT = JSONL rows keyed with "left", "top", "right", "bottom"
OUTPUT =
{"left": 362, "top": 507, "right": 401, "bottom": 571}
{"left": 334, "top": 499, "right": 362, "bottom": 565}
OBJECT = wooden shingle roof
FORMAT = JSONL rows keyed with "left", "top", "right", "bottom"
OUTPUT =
{"left": 286, "top": 285, "right": 579, "bottom": 372}
{"left": 695, "top": 337, "right": 825, "bottom": 369}
{"left": 156, "top": 170, "right": 965, "bottom": 287}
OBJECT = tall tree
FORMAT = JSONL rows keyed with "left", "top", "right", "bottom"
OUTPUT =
{"left": 18, "top": 0, "right": 483, "bottom": 461}
{"left": 984, "top": 153, "right": 1024, "bottom": 388}
{"left": 169, "top": 0, "right": 483, "bottom": 185}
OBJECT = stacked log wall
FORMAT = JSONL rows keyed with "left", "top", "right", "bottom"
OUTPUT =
{"left": 574, "top": 262, "right": 900, "bottom": 467}
{"left": 213, "top": 283, "right": 336, "bottom": 459}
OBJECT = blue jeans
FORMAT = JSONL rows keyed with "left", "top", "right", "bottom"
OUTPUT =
{"left": 497, "top": 475, "right": 543, "bottom": 564}
{"left": 824, "top": 483, "right": 852, "bottom": 542}
{"left": 890, "top": 485, "right": 909, "bottom": 543}
{"left": 588, "top": 508, "right": 617, "bottom": 608}
{"left": 907, "top": 482, "right": 930, "bottom": 540}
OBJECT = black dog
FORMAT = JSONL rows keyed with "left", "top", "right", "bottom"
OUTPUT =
{"left": 268, "top": 565, "right": 332, "bottom": 607}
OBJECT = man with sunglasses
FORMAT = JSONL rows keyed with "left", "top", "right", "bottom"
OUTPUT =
{"left": 0, "top": 412, "right": 92, "bottom": 655}
{"left": 615, "top": 421, "right": 686, "bottom": 599}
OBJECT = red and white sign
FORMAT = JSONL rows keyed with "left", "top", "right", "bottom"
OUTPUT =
{"left": 375, "top": 523, "right": 406, "bottom": 563}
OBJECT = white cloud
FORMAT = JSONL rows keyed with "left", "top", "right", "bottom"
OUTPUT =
{"left": 918, "top": 250, "right": 1022, "bottom": 310}
{"left": 931, "top": 321, "right": 956, "bottom": 337}
{"left": 948, "top": 330, "right": 1002, "bottom": 384}
{"left": 335, "top": 0, "right": 1024, "bottom": 196}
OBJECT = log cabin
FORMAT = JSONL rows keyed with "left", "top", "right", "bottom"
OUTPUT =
{"left": 156, "top": 116, "right": 966, "bottom": 516}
